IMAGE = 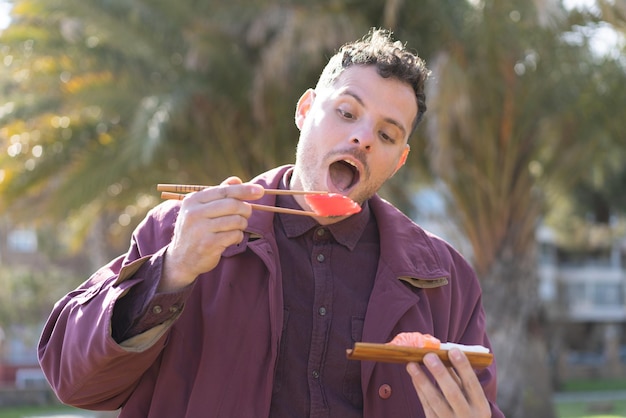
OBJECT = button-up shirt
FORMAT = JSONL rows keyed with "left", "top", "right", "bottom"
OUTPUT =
{"left": 269, "top": 174, "right": 379, "bottom": 417}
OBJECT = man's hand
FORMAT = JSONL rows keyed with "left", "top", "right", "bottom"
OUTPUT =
{"left": 406, "top": 348, "right": 491, "bottom": 418}
{"left": 159, "top": 177, "right": 264, "bottom": 292}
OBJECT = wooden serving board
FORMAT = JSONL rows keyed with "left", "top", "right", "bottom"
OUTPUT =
{"left": 346, "top": 342, "right": 494, "bottom": 369}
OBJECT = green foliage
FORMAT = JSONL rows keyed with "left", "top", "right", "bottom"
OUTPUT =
{"left": 0, "top": 404, "right": 92, "bottom": 418}
{"left": 0, "top": 264, "right": 82, "bottom": 329}
{"left": 423, "top": 0, "right": 626, "bottom": 273}
{"left": 0, "top": 0, "right": 372, "bottom": 241}
{"left": 0, "top": 2, "right": 625, "bottom": 416}
{"left": 561, "top": 378, "right": 626, "bottom": 392}
{"left": 556, "top": 400, "right": 626, "bottom": 418}
{"left": 3, "top": 0, "right": 620, "bottom": 252}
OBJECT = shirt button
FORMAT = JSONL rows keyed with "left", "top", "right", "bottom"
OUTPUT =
{"left": 312, "top": 370, "right": 320, "bottom": 379}
{"left": 169, "top": 305, "right": 180, "bottom": 314}
{"left": 378, "top": 384, "right": 392, "bottom": 399}
{"left": 316, "top": 254, "right": 325, "bottom": 262}
{"left": 316, "top": 228, "right": 326, "bottom": 236}
{"left": 318, "top": 306, "right": 327, "bottom": 316}
{"left": 152, "top": 305, "right": 163, "bottom": 314}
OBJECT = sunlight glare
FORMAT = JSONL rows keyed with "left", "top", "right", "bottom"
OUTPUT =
{"left": 0, "top": 1, "right": 10, "bottom": 29}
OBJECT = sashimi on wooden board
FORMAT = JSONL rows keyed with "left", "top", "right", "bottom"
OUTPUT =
{"left": 346, "top": 332, "right": 493, "bottom": 369}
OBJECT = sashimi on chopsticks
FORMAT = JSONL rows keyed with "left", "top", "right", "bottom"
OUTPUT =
{"left": 304, "top": 193, "right": 361, "bottom": 217}
{"left": 157, "top": 183, "right": 360, "bottom": 217}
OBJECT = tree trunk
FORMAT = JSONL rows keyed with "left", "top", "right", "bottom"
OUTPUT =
{"left": 481, "top": 252, "right": 556, "bottom": 418}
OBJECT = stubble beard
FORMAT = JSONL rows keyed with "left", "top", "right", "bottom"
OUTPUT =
{"left": 293, "top": 151, "right": 381, "bottom": 207}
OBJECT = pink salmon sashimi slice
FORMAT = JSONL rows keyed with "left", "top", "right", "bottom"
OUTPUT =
{"left": 304, "top": 193, "right": 361, "bottom": 217}
{"left": 386, "top": 332, "right": 491, "bottom": 353}
{"left": 386, "top": 332, "right": 441, "bottom": 349}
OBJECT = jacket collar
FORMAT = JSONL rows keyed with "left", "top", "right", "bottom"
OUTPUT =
{"left": 369, "top": 195, "right": 450, "bottom": 285}
{"left": 226, "top": 165, "right": 450, "bottom": 285}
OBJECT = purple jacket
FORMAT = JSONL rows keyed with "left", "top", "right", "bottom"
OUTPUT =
{"left": 39, "top": 165, "right": 503, "bottom": 417}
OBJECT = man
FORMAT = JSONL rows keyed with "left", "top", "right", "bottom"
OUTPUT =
{"left": 39, "top": 29, "right": 503, "bottom": 417}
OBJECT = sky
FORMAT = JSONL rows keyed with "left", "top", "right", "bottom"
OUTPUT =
{"left": 562, "top": 0, "right": 624, "bottom": 58}
{"left": 0, "top": 1, "right": 9, "bottom": 30}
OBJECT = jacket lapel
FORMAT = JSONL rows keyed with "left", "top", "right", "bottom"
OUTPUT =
{"left": 359, "top": 195, "right": 451, "bottom": 388}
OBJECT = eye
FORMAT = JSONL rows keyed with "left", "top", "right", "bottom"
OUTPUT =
{"left": 380, "top": 131, "right": 396, "bottom": 144}
{"left": 338, "top": 108, "right": 355, "bottom": 120}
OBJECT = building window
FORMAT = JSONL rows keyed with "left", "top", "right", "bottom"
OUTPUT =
{"left": 593, "top": 283, "right": 623, "bottom": 307}
{"left": 7, "top": 229, "right": 38, "bottom": 253}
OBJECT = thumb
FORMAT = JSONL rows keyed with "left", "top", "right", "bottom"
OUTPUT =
{"left": 221, "top": 176, "right": 244, "bottom": 186}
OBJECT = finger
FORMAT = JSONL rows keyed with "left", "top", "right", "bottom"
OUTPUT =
{"left": 168, "top": 215, "right": 248, "bottom": 278}
{"left": 200, "top": 228, "right": 246, "bottom": 252}
{"left": 221, "top": 176, "right": 243, "bottom": 186}
{"left": 406, "top": 363, "right": 434, "bottom": 417}
{"left": 189, "top": 183, "right": 264, "bottom": 206}
{"left": 448, "top": 367, "right": 462, "bottom": 388}
{"left": 173, "top": 229, "right": 245, "bottom": 276}
{"left": 203, "top": 213, "right": 250, "bottom": 234}
{"left": 406, "top": 362, "right": 451, "bottom": 418}
{"left": 189, "top": 197, "right": 256, "bottom": 220}
{"left": 171, "top": 213, "right": 248, "bottom": 249}
{"left": 448, "top": 348, "right": 491, "bottom": 413}
{"left": 423, "top": 352, "right": 469, "bottom": 416}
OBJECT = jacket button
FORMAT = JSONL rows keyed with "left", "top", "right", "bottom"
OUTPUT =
{"left": 378, "top": 384, "right": 392, "bottom": 399}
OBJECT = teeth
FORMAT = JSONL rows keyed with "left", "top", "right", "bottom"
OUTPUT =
{"left": 343, "top": 160, "right": 357, "bottom": 168}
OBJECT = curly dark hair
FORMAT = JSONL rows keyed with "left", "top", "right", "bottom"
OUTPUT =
{"left": 315, "top": 28, "right": 430, "bottom": 134}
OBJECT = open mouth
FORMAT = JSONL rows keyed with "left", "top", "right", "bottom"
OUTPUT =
{"left": 329, "top": 159, "right": 360, "bottom": 192}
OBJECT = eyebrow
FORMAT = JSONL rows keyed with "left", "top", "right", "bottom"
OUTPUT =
{"left": 342, "top": 90, "right": 407, "bottom": 138}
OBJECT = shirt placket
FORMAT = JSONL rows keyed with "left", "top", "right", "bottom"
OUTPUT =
{"left": 308, "top": 226, "right": 333, "bottom": 417}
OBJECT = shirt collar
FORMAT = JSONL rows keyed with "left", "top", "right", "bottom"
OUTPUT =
{"left": 276, "top": 169, "right": 371, "bottom": 251}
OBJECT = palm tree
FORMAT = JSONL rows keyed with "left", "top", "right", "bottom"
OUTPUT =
{"left": 0, "top": 0, "right": 368, "bottom": 254}
{"left": 422, "top": 1, "right": 625, "bottom": 416}
{"left": 2, "top": 1, "right": 624, "bottom": 416}
{"left": 551, "top": 0, "right": 626, "bottom": 228}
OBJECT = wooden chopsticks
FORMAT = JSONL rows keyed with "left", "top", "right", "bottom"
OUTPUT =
{"left": 157, "top": 184, "right": 327, "bottom": 196}
{"left": 157, "top": 184, "right": 326, "bottom": 217}
{"left": 346, "top": 342, "right": 494, "bottom": 369}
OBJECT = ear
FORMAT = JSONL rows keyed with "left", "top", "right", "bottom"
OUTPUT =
{"left": 393, "top": 145, "right": 410, "bottom": 174}
{"left": 295, "top": 89, "right": 315, "bottom": 130}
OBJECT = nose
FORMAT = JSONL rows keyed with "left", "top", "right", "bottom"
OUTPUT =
{"left": 351, "top": 137, "right": 371, "bottom": 151}
{"left": 350, "top": 130, "right": 375, "bottom": 151}
{"left": 350, "top": 121, "right": 376, "bottom": 151}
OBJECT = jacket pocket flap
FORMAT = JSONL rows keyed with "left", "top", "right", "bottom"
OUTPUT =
{"left": 398, "top": 276, "right": 448, "bottom": 289}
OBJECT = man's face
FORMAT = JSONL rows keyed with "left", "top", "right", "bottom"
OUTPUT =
{"left": 291, "top": 65, "right": 416, "bottom": 214}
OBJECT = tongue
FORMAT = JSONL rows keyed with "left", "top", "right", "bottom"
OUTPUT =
{"left": 329, "top": 161, "right": 354, "bottom": 191}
